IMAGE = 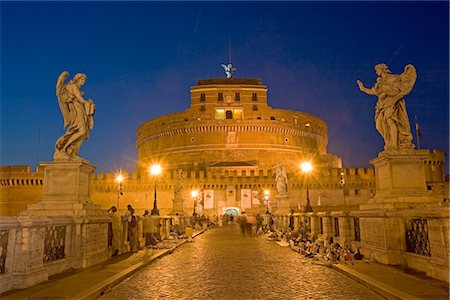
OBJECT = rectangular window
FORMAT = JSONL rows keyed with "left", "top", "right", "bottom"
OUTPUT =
{"left": 200, "top": 93, "right": 206, "bottom": 102}
{"left": 200, "top": 105, "right": 206, "bottom": 111}
{"left": 334, "top": 218, "right": 340, "bottom": 237}
{"left": 252, "top": 93, "right": 258, "bottom": 101}
{"left": 235, "top": 92, "right": 240, "bottom": 101}
{"left": 215, "top": 108, "right": 242, "bottom": 120}
{"left": 252, "top": 105, "right": 258, "bottom": 111}
{"left": 215, "top": 108, "right": 225, "bottom": 120}
{"left": 355, "top": 189, "right": 360, "bottom": 196}
{"left": 319, "top": 217, "right": 323, "bottom": 234}
{"left": 218, "top": 92, "right": 223, "bottom": 102}
{"left": 233, "top": 109, "right": 243, "bottom": 119}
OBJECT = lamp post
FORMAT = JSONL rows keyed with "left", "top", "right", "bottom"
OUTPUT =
{"left": 264, "top": 189, "right": 270, "bottom": 214}
{"left": 115, "top": 174, "right": 124, "bottom": 209}
{"left": 149, "top": 164, "right": 161, "bottom": 215}
{"left": 300, "top": 161, "right": 313, "bottom": 213}
{"left": 191, "top": 190, "right": 199, "bottom": 216}
{"left": 340, "top": 168, "right": 346, "bottom": 211}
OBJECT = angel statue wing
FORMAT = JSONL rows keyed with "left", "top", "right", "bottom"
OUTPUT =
{"left": 398, "top": 64, "right": 417, "bottom": 97}
{"left": 56, "top": 71, "right": 70, "bottom": 129}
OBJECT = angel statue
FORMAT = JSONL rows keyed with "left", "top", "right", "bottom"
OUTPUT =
{"left": 221, "top": 63, "right": 236, "bottom": 79}
{"left": 53, "top": 71, "right": 95, "bottom": 161}
{"left": 357, "top": 64, "right": 416, "bottom": 154}
{"left": 274, "top": 163, "right": 288, "bottom": 197}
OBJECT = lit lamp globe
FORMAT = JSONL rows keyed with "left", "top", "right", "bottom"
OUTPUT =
{"left": 149, "top": 164, "right": 162, "bottom": 176}
{"left": 115, "top": 174, "right": 124, "bottom": 208}
{"left": 300, "top": 161, "right": 313, "bottom": 173}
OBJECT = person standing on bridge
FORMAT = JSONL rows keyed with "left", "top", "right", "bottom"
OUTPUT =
{"left": 108, "top": 206, "right": 123, "bottom": 256}
{"left": 239, "top": 212, "right": 247, "bottom": 236}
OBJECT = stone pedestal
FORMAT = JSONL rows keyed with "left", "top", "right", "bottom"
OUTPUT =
{"left": 170, "top": 195, "right": 185, "bottom": 215}
{"left": 13, "top": 160, "right": 110, "bottom": 290}
{"left": 275, "top": 195, "right": 290, "bottom": 214}
{"left": 368, "top": 153, "right": 429, "bottom": 205}
{"left": 24, "top": 161, "right": 104, "bottom": 217}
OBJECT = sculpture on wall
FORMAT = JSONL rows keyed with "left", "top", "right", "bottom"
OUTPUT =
{"left": 174, "top": 169, "right": 184, "bottom": 200}
{"left": 275, "top": 163, "right": 288, "bottom": 197}
{"left": 54, "top": 71, "right": 96, "bottom": 161}
{"left": 357, "top": 64, "right": 416, "bottom": 154}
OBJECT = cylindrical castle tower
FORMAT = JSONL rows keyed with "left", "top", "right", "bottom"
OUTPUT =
{"left": 136, "top": 78, "right": 339, "bottom": 175}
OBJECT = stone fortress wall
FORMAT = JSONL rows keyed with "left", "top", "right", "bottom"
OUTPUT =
{"left": 1, "top": 149, "right": 446, "bottom": 217}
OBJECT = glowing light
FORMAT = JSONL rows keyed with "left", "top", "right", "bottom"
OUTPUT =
{"left": 116, "top": 174, "right": 124, "bottom": 183}
{"left": 191, "top": 190, "right": 199, "bottom": 198}
{"left": 149, "top": 164, "right": 162, "bottom": 176}
{"left": 300, "top": 162, "right": 313, "bottom": 173}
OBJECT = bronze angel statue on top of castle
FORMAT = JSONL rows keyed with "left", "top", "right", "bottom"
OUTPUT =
{"left": 54, "top": 71, "right": 95, "bottom": 161}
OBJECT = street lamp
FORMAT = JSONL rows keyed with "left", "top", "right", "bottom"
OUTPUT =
{"left": 300, "top": 161, "right": 313, "bottom": 213}
{"left": 340, "top": 168, "right": 346, "bottom": 211}
{"left": 191, "top": 190, "right": 199, "bottom": 216}
{"left": 264, "top": 189, "right": 270, "bottom": 214}
{"left": 115, "top": 174, "right": 124, "bottom": 209}
{"left": 149, "top": 164, "right": 162, "bottom": 215}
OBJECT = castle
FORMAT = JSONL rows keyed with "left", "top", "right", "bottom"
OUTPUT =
{"left": 0, "top": 77, "right": 446, "bottom": 217}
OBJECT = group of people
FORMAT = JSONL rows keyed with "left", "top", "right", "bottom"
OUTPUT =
{"left": 265, "top": 224, "right": 363, "bottom": 264}
{"left": 107, "top": 204, "right": 162, "bottom": 257}
{"left": 237, "top": 212, "right": 266, "bottom": 237}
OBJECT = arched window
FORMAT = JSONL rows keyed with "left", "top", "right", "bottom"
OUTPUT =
{"left": 226, "top": 110, "right": 233, "bottom": 119}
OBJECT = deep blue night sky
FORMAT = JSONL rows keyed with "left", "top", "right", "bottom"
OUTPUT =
{"left": 1, "top": 1, "right": 449, "bottom": 174}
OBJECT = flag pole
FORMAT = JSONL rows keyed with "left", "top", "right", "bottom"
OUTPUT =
{"left": 415, "top": 115, "right": 421, "bottom": 150}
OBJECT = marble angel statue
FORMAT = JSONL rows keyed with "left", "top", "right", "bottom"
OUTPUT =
{"left": 54, "top": 71, "right": 95, "bottom": 161}
{"left": 357, "top": 64, "right": 416, "bottom": 153}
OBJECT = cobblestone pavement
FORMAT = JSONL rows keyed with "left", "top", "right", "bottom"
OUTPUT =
{"left": 101, "top": 225, "right": 384, "bottom": 300}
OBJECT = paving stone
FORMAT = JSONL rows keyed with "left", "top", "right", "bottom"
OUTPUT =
{"left": 101, "top": 225, "right": 383, "bottom": 300}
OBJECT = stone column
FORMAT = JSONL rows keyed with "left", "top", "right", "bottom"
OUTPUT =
{"left": 309, "top": 214, "right": 319, "bottom": 237}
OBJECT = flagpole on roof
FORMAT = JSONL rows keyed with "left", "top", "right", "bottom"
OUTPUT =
{"left": 415, "top": 115, "right": 421, "bottom": 150}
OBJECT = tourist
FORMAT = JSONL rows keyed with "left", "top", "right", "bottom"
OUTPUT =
{"left": 239, "top": 212, "right": 247, "bottom": 236}
{"left": 255, "top": 213, "right": 263, "bottom": 234}
{"left": 150, "top": 211, "right": 161, "bottom": 245}
{"left": 173, "top": 213, "right": 181, "bottom": 235}
{"left": 289, "top": 209, "right": 295, "bottom": 231}
{"left": 142, "top": 210, "right": 152, "bottom": 246}
{"left": 246, "top": 214, "right": 256, "bottom": 237}
{"left": 128, "top": 208, "right": 139, "bottom": 252}
{"left": 107, "top": 206, "right": 123, "bottom": 256}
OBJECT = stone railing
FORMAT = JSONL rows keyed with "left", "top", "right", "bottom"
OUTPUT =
{"left": 271, "top": 205, "right": 449, "bottom": 283}
{"left": 0, "top": 213, "right": 192, "bottom": 294}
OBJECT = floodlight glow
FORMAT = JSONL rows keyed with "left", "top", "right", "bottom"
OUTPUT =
{"left": 300, "top": 162, "right": 313, "bottom": 173}
{"left": 116, "top": 174, "right": 124, "bottom": 183}
{"left": 149, "top": 164, "right": 162, "bottom": 176}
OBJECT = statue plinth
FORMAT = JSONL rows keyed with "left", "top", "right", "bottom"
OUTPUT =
{"left": 274, "top": 194, "right": 290, "bottom": 214}
{"left": 23, "top": 160, "right": 104, "bottom": 217}
{"left": 170, "top": 196, "right": 185, "bottom": 215}
{"left": 362, "top": 152, "right": 432, "bottom": 209}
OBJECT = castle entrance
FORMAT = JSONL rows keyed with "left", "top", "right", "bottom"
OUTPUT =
{"left": 222, "top": 206, "right": 240, "bottom": 216}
